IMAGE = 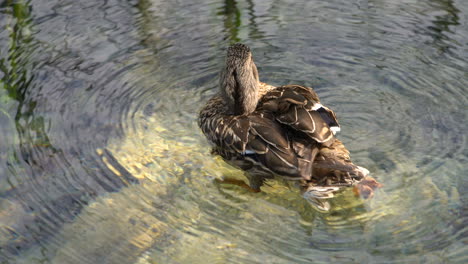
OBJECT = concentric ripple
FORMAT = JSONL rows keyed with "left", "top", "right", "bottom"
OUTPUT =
{"left": 0, "top": 0, "right": 467, "bottom": 263}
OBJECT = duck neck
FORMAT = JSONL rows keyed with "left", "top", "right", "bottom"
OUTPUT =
{"left": 232, "top": 81, "right": 259, "bottom": 116}
{"left": 220, "top": 61, "right": 260, "bottom": 116}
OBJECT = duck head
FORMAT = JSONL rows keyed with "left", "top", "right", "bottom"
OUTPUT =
{"left": 220, "top": 43, "right": 260, "bottom": 115}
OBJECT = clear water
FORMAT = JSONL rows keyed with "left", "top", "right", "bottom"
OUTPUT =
{"left": 0, "top": 0, "right": 467, "bottom": 263}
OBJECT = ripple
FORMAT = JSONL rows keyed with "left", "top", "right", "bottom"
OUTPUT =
{"left": 1, "top": 0, "right": 467, "bottom": 263}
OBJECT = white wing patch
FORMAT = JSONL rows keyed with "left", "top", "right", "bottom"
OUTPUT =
{"left": 330, "top": 126, "right": 341, "bottom": 135}
{"left": 311, "top": 103, "right": 323, "bottom": 111}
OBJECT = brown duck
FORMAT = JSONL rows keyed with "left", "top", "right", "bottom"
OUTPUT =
{"left": 199, "top": 43, "right": 381, "bottom": 211}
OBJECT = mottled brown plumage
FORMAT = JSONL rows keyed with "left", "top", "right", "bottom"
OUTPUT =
{"left": 199, "top": 43, "right": 380, "bottom": 211}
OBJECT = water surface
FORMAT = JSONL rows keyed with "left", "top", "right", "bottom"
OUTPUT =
{"left": 0, "top": 0, "right": 467, "bottom": 263}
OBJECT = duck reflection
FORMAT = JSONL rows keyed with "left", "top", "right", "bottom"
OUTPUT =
{"left": 215, "top": 175, "right": 378, "bottom": 233}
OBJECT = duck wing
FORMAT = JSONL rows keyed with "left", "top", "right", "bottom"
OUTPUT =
{"left": 199, "top": 97, "right": 307, "bottom": 181}
{"left": 258, "top": 85, "right": 340, "bottom": 145}
{"left": 212, "top": 112, "right": 305, "bottom": 179}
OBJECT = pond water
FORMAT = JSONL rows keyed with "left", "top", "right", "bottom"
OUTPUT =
{"left": 0, "top": 0, "right": 467, "bottom": 263}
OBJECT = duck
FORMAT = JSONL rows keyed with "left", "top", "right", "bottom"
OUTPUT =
{"left": 198, "top": 43, "right": 381, "bottom": 211}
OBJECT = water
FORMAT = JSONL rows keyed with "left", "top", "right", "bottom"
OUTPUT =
{"left": 0, "top": 0, "right": 466, "bottom": 263}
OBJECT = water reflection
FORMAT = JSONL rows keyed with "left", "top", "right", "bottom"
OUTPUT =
{"left": 219, "top": 0, "right": 241, "bottom": 42}
{"left": 0, "top": 0, "right": 467, "bottom": 263}
{"left": 1, "top": 0, "right": 139, "bottom": 260}
{"left": 426, "top": 0, "right": 460, "bottom": 52}
{"left": 245, "top": 0, "right": 264, "bottom": 40}
{"left": 0, "top": 0, "right": 49, "bottom": 256}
